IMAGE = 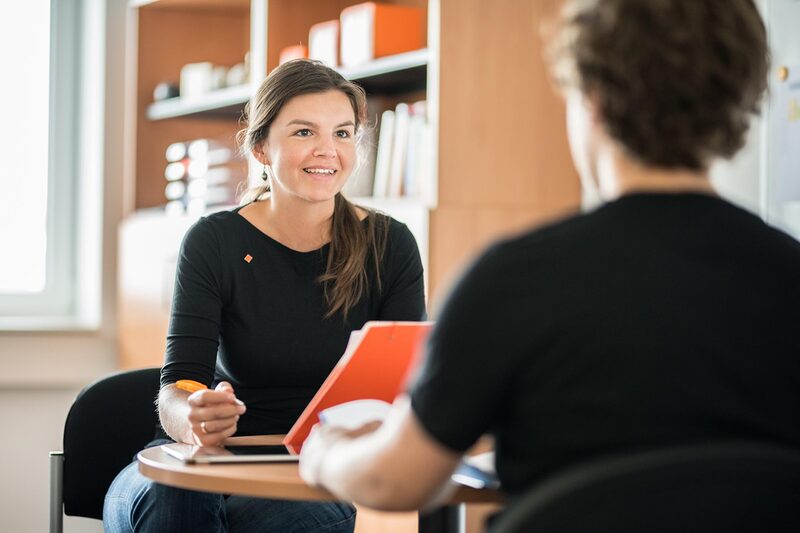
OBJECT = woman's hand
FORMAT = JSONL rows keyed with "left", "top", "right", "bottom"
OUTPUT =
{"left": 186, "top": 381, "right": 247, "bottom": 447}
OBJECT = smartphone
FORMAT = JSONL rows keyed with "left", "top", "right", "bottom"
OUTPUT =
{"left": 161, "top": 442, "right": 299, "bottom": 464}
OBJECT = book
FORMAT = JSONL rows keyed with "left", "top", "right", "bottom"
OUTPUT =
{"left": 403, "top": 102, "right": 426, "bottom": 198}
{"left": 283, "top": 321, "right": 433, "bottom": 453}
{"left": 342, "top": 96, "right": 383, "bottom": 198}
{"left": 388, "top": 102, "right": 410, "bottom": 197}
{"left": 452, "top": 452, "right": 500, "bottom": 490}
{"left": 372, "top": 109, "right": 395, "bottom": 197}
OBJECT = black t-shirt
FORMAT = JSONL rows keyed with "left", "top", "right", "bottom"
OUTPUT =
{"left": 161, "top": 206, "right": 426, "bottom": 436}
{"left": 410, "top": 193, "right": 800, "bottom": 495}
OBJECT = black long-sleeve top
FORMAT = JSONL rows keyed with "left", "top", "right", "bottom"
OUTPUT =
{"left": 410, "top": 193, "right": 800, "bottom": 495}
{"left": 161, "top": 206, "right": 426, "bottom": 436}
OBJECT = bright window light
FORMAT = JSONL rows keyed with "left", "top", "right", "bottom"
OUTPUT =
{"left": 0, "top": 0, "right": 50, "bottom": 293}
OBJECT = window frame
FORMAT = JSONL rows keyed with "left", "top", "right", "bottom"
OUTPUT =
{"left": 0, "top": 0, "right": 100, "bottom": 329}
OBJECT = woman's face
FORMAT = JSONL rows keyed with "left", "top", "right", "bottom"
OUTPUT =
{"left": 258, "top": 90, "right": 357, "bottom": 205}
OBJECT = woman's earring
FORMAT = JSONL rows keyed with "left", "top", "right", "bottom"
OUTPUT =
{"left": 261, "top": 165, "right": 271, "bottom": 192}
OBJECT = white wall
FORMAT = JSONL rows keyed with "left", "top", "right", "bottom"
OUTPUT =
{"left": 709, "top": 0, "right": 767, "bottom": 213}
{"left": 711, "top": 115, "right": 764, "bottom": 213}
{"left": 711, "top": 0, "right": 800, "bottom": 225}
{"left": 0, "top": 388, "right": 104, "bottom": 533}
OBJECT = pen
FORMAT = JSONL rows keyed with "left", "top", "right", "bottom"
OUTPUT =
{"left": 175, "top": 379, "right": 208, "bottom": 393}
{"left": 175, "top": 380, "right": 246, "bottom": 408}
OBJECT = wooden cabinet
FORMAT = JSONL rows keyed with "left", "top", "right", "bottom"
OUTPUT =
{"left": 130, "top": 0, "right": 251, "bottom": 211}
{"left": 120, "top": 0, "right": 440, "bottom": 370}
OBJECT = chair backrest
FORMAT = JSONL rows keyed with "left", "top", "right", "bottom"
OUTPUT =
{"left": 62, "top": 367, "right": 161, "bottom": 519}
{"left": 491, "top": 442, "right": 800, "bottom": 533}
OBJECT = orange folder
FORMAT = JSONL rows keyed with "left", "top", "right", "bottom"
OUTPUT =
{"left": 283, "top": 321, "right": 433, "bottom": 453}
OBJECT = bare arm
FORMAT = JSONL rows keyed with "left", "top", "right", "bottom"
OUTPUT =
{"left": 299, "top": 395, "right": 461, "bottom": 510}
{"left": 158, "top": 381, "right": 246, "bottom": 446}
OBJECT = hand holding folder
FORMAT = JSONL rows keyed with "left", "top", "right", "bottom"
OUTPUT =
{"left": 284, "top": 321, "right": 433, "bottom": 453}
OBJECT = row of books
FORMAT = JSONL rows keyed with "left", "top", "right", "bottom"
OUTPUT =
{"left": 158, "top": 100, "right": 431, "bottom": 210}
{"left": 343, "top": 99, "right": 433, "bottom": 201}
{"left": 162, "top": 138, "right": 246, "bottom": 217}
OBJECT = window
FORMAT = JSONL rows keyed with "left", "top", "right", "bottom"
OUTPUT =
{"left": 0, "top": 0, "right": 98, "bottom": 327}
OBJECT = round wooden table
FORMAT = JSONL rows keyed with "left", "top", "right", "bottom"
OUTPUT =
{"left": 138, "top": 435, "right": 503, "bottom": 533}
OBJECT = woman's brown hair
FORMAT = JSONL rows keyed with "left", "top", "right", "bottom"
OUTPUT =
{"left": 547, "top": 0, "right": 769, "bottom": 171}
{"left": 238, "top": 59, "right": 388, "bottom": 320}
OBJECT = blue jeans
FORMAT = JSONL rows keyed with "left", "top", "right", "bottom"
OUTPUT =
{"left": 103, "top": 459, "right": 356, "bottom": 533}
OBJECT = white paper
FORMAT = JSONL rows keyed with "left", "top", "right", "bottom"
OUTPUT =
{"left": 318, "top": 399, "right": 392, "bottom": 430}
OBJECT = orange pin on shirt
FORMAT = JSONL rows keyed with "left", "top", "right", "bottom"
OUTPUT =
{"left": 175, "top": 380, "right": 208, "bottom": 393}
{"left": 244, "top": 254, "right": 253, "bottom": 263}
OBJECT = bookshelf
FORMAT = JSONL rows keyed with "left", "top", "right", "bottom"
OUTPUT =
{"left": 119, "top": 0, "right": 581, "bottom": 373}
{"left": 120, "top": 0, "right": 438, "bottom": 366}
{"left": 125, "top": 0, "right": 434, "bottom": 210}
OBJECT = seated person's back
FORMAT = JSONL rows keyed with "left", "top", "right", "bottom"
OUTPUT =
{"left": 298, "top": 0, "right": 799, "bottom": 514}
{"left": 411, "top": 190, "right": 800, "bottom": 493}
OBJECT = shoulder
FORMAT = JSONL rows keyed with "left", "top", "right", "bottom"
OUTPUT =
{"left": 472, "top": 210, "right": 593, "bottom": 274}
{"left": 185, "top": 208, "right": 241, "bottom": 239}
{"left": 180, "top": 208, "right": 244, "bottom": 257}
{"left": 385, "top": 215, "right": 416, "bottom": 245}
{"left": 718, "top": 201, "right": 800, "bottom": 264}
{"left": 373, "top": 214, "right": 420, "bottom": 261}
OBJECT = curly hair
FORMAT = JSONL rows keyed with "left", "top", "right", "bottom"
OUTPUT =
{"left": 548, "top": 0, "right": 769, "bottom": 171}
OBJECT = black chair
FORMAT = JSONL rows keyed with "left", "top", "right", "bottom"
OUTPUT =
{"left": 49, "top": 367, "right": 161, "bottom": 533}
{"left": 491, "top": 442, "right": 800, "bottom": 533}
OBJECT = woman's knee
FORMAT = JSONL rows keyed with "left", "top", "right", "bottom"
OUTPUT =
{"left": 104, "top": 461, "right": 225, "bottom": 532}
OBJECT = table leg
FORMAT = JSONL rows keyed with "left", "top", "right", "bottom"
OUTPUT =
{"left": 418, "top": 504, "right": 464, "bottom": 533}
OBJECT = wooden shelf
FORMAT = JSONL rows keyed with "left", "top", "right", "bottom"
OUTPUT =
{"left": 131, "top": 0, "right": 249, "bottom": 8}
{"left": 145, "top": 49, "right": 428, "bottom": 121}
{"left": 338, "top": 48, "right": 428, "bottom": 94}
{"left": 146, "top": 84, "right": 250, "bottom": 120}
{"left": 350, "top": 195, "right": 431, "bottom": 211}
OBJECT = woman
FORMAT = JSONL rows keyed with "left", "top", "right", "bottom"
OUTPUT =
{"left": 299, "top": 0, "right": 800, "bottom": 524}
{"left": 104, "top": 59, "right": 426, "bottom": 532}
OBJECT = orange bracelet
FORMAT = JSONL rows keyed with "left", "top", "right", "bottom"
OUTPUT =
{"left": 175, "top": 379, "right": 208, "bottom": 393}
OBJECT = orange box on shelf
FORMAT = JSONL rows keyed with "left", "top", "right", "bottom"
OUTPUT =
{"left": 339, "top": 2, "right": 425, "bottom": 67}
{"left": 308, "top": 19, "right": 339, "bottom": 67}
{"left": 279, "top": 44, "right": 309, "bottom": 65}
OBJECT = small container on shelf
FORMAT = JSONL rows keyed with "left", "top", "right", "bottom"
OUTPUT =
{"left": 226, "top": 61, "right": 248, "bottom": 87}
{"left": 179, "top": 62, "right": 215, "bottom": 100}
{"left": 340, "top": 2, "right": 425, "bottom": 68}
{"left": 279, "top": 45, "right": 308, "bottom": 65}
{"left": 153, "top": 82, "right": 179, "bottom": 102}
{"left": 309, "top": 19, "right": 339, "bottom": 67}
